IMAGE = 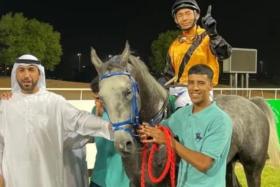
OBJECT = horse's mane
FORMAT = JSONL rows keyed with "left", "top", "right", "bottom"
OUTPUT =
{"left": 127, "top": 54, "right": 167, "bottom": 99}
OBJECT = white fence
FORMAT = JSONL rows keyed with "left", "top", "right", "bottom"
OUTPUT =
{"left": 213, "top": 88, "right": 280, "bottom": 99}
{"left": 2, "top": 87, "right": 280, "bottom": 99}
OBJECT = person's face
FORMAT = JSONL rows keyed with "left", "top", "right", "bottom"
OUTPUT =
{"left": 92, "top": 91, "right": 104, "bottom": 116}
{"left": 92, "top": 92, "right": 99, "bottom": 100}
{"left": 93, "top": 92, "right": 103, "bottom": 107}
{"left": 16, "top": 65, "right": 40, "bottom": 94}
{"left": 174, "top": 8, "right": 199, "bottom": 30}
{"left": 187, "top": 74, "right": 212, "bottom": 106}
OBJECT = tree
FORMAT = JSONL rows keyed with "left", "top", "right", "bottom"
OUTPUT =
{"left": 149, "top": 30, "right": 180, "bottom": 78}
{"left": 0, "top": 12, "right": 62, "bottom": 70}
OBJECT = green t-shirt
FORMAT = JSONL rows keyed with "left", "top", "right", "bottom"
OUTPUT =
{"left": 91, "top": 108, "right": 129, "bottom": 187}
{"left": 161, "top": 102, "right": 232, "bottom": 187}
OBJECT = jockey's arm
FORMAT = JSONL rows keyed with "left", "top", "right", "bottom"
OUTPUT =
{"left": 162, "top": 54, "right": 175, "bottom": 82}
{"left": 209, "top": 35, "right": 232, "bottom": 61}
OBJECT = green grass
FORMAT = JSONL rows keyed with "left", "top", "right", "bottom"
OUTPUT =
{"left": 235, "top": 164, "right": 280, "bottom": 186}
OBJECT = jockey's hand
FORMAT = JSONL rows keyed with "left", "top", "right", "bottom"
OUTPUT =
{"left": 201, "top": 5, "right": 218, "bottom": 38}
{"left": 138, "top": 123, "right": 166, "bottom": 144}
{"left": 0, "top": 92, "right": 12, "bottom": 100}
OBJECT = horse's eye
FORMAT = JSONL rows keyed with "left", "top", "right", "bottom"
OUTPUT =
{"left": 125, "top": 89, "right": 132, "bottom": 98}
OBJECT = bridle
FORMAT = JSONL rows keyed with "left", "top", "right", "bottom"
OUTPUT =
{"left": 100, "top": 71, "right": 140, "bottom": 135}
{"left": 100, "top": 71, "right": 168, "bottom": 137}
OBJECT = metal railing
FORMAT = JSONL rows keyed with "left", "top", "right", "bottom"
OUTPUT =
{"left": 1, "top": 87, "right": 280, "bottom": 100}
{"left": 213, "top": 88, "right": 280, "bottom": 99}
{"left": 47, "top": 88, "right": 91, "bottom": 100}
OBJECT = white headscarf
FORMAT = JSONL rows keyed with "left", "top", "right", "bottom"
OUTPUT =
{"left": 11, "top": 54, "right": 46, "bottom": 93}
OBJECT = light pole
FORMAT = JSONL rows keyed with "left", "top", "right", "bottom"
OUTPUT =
{"left": 77, "top": 53, "right": 82, "bottom": 72}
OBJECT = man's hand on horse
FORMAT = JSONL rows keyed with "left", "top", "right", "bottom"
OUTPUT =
{"left": 0, "top": 92, "right": 12, "bottom": 100}
{"left": 138, "top": 123, "right": 166, "bottom": 144}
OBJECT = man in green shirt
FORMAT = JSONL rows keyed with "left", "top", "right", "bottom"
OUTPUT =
{"left": 139, "top": 64, "right": 232, "bottom": 187}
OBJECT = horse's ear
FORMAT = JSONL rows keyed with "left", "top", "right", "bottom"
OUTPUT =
{"left": 91, "top": 47, "right": 103, "bottom": 74}
{"left": 120, "top": 41, "right": 130, "bottom": 66}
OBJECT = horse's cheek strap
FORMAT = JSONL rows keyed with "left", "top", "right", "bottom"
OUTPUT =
{"left": 100, "top": 71, "right": 141, "bottom": 137}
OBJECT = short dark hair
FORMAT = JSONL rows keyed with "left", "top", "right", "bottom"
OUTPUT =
{"left": 90, "top": 77, "right": 99, "bottom": 93}
{"left": 188, "top": 64, "right": 213, "bottom": 80}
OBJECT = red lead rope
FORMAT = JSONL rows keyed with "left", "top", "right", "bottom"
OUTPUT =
{"left": 141, "top": 126, "right": 176, "bottom": 187}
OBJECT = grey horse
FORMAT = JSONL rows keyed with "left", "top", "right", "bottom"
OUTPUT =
{"left": 91, "top": 43, "right": 280, "bottom": 187}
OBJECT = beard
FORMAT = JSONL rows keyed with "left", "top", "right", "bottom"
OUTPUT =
{"left": 17, "top": 79, "right": 39, "bottom": 94}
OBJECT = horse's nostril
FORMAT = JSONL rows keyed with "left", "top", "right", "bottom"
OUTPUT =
{"left": 126, "top": 141, "right": 132, "bottom": 148}
{"left": 124, "top": 140, "right": 134, "bottom": 152}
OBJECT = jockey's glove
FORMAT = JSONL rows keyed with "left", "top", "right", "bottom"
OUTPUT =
{"left": 201, "top": 5, "right": 218, "bottom": 39}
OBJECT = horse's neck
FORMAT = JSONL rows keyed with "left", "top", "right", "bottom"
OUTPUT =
{"left": 138, "top": 79, "right": 167, "bottom": 122}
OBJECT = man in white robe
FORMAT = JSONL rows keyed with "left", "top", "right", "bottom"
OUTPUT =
{"left": 0, "top": 54, "right": 113, "bottom": 187}
{"left": 63, "top": 132, "right": 90, "bottom": 187}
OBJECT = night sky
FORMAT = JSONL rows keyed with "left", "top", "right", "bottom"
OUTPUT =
{"left": 1, "top": 0, "right": 280, "bottom": 81}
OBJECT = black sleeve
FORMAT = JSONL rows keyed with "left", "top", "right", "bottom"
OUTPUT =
{"left": 209, "top": 35, "right": 232, "bottom": 61}
{"left": 157, "top": 54, "right": 174, "bottom": 86}
{"left": 156, "top": 54, "right": 174, "bottom": 86}
{"left": 163, "top": 53, "right": 174, "bottom": 79}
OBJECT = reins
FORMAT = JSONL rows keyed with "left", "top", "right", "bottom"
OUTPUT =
{"left": 141, "top": 126, "right": 176, "bottom": 187}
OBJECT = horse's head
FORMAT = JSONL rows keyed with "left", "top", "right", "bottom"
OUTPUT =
{"left": 91, "top": 42, "right": 168, "bottom": 158}
{"left": 91, "top": 43, "right": 172, "bottom": 186}
{"left": 91, "top": 42, "right": 142, "bottom": 156}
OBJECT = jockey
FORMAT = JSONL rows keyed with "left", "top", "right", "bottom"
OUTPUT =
{"left": 164, "top": 0, "right": 232, "bottom": 108}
